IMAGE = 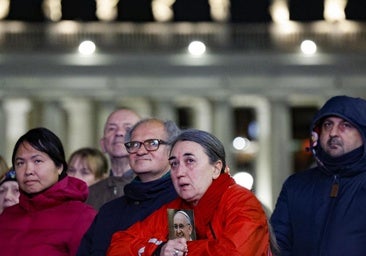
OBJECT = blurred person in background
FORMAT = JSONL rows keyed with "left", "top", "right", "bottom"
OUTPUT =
{"left": 0, "top": 167, "right": 19, "bottom": 214}
{"left": 86, "top": 108, "right": 141, "bottom": 210}
{"left": 0, "top": 155, "right": 9, "bottom": 178}
{"left": 67, "top": 147, "right": 109, "bottom": 187}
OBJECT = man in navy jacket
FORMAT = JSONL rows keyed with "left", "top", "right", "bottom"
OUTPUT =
{"left": 77, "top": 118, "right": 180, "bottom": 256}
{"left": 271, "top": 95, "right": 366, "bottom": 256}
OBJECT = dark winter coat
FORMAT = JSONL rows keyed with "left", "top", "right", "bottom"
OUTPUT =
{"left": 271, "top": 95, "right": 366, "bottom": 256}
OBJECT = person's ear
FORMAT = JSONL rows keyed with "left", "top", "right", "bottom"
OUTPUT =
{"left": 212, "top": 160, "right": 222, "bottom": 179}
{"left": 58, "top": 165, "right": 63, "bottom": 175}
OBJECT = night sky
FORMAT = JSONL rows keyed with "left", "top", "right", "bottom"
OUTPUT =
{"left": 3, "top": 0, "right": 366, "bottom": 22}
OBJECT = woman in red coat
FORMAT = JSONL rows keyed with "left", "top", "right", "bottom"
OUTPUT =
{"left": 0, "top": 127, "right": 96, "bottom": 256}
{"left": 108, "top": 129, "right": 270, "bottom": 256}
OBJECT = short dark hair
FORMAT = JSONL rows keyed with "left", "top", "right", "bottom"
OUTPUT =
{"left": 12, "top": 127, "right": 68, "bottom": 179}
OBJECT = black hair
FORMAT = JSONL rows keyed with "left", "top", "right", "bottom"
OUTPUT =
{"left": 12, "top": 127, "right": 68, "bottom": 180}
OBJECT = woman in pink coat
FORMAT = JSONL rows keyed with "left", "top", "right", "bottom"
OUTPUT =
{"left": 0, "top": 127, "right": 96, "bottom": 256}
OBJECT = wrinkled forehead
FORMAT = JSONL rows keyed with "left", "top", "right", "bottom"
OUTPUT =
{"left": 106, "top": 110, "right": 139, "bottom": 125}
{"left": 131, "top": 121, "right": 166, "bottom": 140}
{"left": 170, "top": 140, "right": 204, "bottom": 158}
{"left": 0, "top": 180, "right": 18, "bottom": 188}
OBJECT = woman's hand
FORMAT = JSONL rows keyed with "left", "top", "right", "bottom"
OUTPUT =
{"left": 160, "top": 238, "right": 188, "bottom": 256}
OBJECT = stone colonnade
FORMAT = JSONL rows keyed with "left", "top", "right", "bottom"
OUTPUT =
{"left": 0, "top": 95, "right": 316, "bottom": 210}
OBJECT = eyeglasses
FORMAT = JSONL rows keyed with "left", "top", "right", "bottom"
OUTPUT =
{"left": 124, "top": 139, "right": 167, "bottom": 154}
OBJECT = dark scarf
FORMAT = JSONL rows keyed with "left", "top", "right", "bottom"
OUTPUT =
{"left": 124, "top": 172, "right": 176, "bottom": 201}
{"left": 317, "top": 145, "right": 363, "bottom": 175}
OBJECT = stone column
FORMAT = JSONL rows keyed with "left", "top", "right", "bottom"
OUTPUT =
{"left": 62, "top": 98, "right": 94, "bottom": 156}
{"left": 41, "top": 100, "right": 67, "bottom": 145}
{"left": 116, "top": 97, "right": 152, "bottom": 118}
{"left": 267, "top": 98, "right": 292, "bottom": 210}
{"left": 230, "top": 95, "right": 275, "bottom": 211}
{"left": 191, "top": 98, "right": 212, "bottom": 132}
{"left": 212, "top": 99, "right": 234, "bottom": 170}
{"left": 254, "top": 98, "right": 275, "bottom": 211}
{"left": 155, "top": 99, "right": 177, "bottom": 122}
{"left": 3, "top": 98, "right": 32, "bottom": 163}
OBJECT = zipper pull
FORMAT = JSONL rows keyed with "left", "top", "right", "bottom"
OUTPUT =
{"left": 330, "top": 175, "right": 339, "bottom": 197}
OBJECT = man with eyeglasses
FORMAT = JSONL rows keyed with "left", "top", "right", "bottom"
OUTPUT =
{"left": 77, "top": 118, "right": 180, "bottom": 256}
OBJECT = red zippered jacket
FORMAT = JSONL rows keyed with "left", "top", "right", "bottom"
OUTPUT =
{"left": 108, "top": 173, "right": 270, "bottom": 256}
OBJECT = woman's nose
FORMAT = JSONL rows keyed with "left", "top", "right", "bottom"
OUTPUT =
{"left": 25, "top": 163, "right": 34, "bottom": 176}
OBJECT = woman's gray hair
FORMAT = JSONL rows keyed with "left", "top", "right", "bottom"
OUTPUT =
{"left": 125, "top": 118, "right": 181, "bottom": 144}
{"left": 170, "top": 129, "right": 226, "bottom": 173}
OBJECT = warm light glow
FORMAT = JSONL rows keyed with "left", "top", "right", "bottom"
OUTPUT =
{"left": 153, "top": 0, "right": 229, "bottom": 22}
{"left": 233, "top": 172, "right": 254, "bottom": 190}
{"left": 270, "top": 0, "right": 290, "bottom": 23}
{"left": 43, "top": 0, "right": 62, "bottom": 21}
{"left": 96, "top": 0, "right": 118, "bottom": 21}
{"left": 301, "top": 40, "right": 317, "bottom": 55}
{"left": 78, "top": 40, "right": 96, "bottom": 55}
{"left": 209, "top": 0, "right": 229, "bottom": 22}
{"left": 152, "top": 0, "right": 175, "bottom": 21}
{"left": 324, "top": 0, "right": 346, "bottom": 22}
{"left": 0, "top": 0, "right": 10, "bottom": 19}
{"left": 54, "top": 21, "right": 81, "bottom": 34}
{"left": 188, "top": 41, "right": 206, "bottom": 56}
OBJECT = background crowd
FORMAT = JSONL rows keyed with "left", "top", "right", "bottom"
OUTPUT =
{"left": 1, "top": 95, "right": 366, "bottom": 255}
